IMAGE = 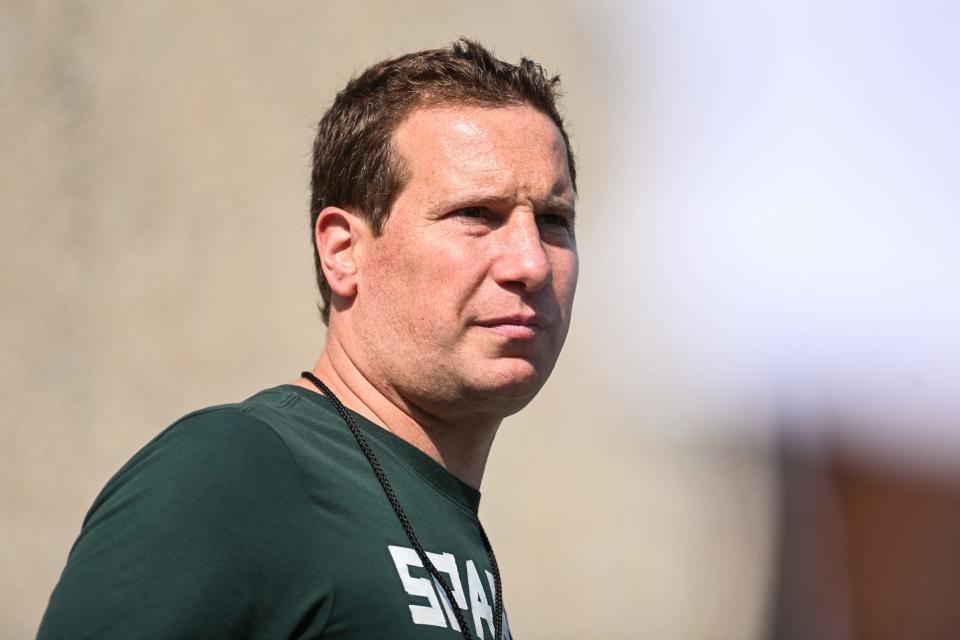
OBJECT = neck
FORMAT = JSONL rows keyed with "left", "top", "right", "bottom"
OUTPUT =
{"left": 292, "top": 337, "right": 501, "bottom": 489}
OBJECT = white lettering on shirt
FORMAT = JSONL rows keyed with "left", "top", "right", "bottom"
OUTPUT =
{"left": 428, "top": 551, "right": 468, "bottom": 631}
{"left": 466, "top": 559, "right": 495, "bottom": 639}
{"left": 387, "top": 545, "right": 447, "bottom": 627}
{"left": 387, "top": 545, "right": 511, "bottom": 637}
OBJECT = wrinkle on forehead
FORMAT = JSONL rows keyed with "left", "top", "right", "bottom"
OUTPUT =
{"left": 399, "top": 105, "right": 566, "bottom": 161}
{"left": 392, "top": 105, "right": 574, "bottom": 213}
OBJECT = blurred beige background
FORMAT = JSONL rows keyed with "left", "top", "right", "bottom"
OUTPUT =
{"left": 2, "top": 2, "right": 778, "bottom": 638}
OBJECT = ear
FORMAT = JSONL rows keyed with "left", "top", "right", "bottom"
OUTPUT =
{"left": 315, "top": 206, "right": 365, "bottom": 301}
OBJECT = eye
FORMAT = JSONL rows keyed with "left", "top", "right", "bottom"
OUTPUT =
{"left": 450, "top": 206, "right": 497, "bottom": 226}
{"left": 537, "top": 212, "right": 572, "bottom": 230}
{"left": 455, "top": 206, "right": 489, "bottom": 219}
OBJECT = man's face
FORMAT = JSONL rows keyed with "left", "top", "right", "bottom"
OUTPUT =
{"left": 350, "top": 104, "right": 578, "bottom": 418}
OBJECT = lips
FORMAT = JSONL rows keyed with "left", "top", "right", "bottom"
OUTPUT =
{"left": 474, "top": 314, "right": 549, "bottom": 339}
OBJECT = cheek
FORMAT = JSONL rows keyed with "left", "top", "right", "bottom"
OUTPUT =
{"left": 405, "top": 238, "right": 483, "bottom": 301}
{"left": 552, "top": 251, "right": 579, "bottom": 309}
{"left": 376, "top": 244, "right": 460, "bottom": 336}
{"left": 360, "top": 240, "right": 416, "bottom": 324}
{"left": 365, "top": 229, "right": 491, "bottom": 335}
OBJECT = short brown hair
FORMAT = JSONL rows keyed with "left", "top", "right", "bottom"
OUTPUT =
{"left": 310, "top": 38, "right": 576, "bottom": 323}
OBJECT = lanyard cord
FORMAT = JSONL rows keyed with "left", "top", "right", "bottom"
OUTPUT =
{"left": 300, "top": 372, "right": 504, "bottom": 640}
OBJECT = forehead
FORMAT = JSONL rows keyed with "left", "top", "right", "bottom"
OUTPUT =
{"left": 391, "top": 104, "right": 573, "bottom": 205}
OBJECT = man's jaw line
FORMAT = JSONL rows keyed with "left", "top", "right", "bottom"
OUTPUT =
{"left": 305, "top": 336, "right": 502, "bottom": 488}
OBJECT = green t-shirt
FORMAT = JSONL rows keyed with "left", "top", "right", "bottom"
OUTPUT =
{"left": 38, "top": 385, "right": 512, "bottom": 639}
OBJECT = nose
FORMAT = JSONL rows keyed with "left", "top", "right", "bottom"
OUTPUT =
{"left": 491, "top": 212, "right": 551, "bottom": 292}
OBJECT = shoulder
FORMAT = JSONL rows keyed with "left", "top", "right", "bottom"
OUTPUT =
{"left": 40, "top": 390, "right": 334, "bottom": 638}
{"left": 69, "top": 392, "right": 326, "bottom": 580}
{"left": 154, "top": 385, "right": 302, "bottom": 451}
{"left": 104, "top": 403, "right": 289, "bottom": 493}
{"left": 113, "top": 385, "right": 322, "bottom": 479}
{"left": 84, "top": 390, "right": 321, "bottom": 535}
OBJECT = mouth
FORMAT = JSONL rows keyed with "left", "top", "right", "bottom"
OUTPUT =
{"left": 474, "top": 314, "right": 548, "bottom": 339}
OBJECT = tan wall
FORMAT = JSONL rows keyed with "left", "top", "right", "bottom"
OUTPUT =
{"left": 2, "top": 2, "right": 775, "bottom": 638}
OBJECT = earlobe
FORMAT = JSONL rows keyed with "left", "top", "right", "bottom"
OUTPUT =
{"left": 315, "top": 206, "right": 361, "bottom": 300}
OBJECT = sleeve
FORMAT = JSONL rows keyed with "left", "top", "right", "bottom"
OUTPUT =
{"left": 37, "top": 408, "right": 332, "bottom": 640}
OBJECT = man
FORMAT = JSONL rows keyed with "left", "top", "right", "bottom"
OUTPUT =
{"left": 38, "top": 39, "right": 577, "bottom": 639}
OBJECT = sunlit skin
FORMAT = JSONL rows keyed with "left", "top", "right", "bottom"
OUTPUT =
{"left": 295, "top": 104, "right": 578, "bottom": 488}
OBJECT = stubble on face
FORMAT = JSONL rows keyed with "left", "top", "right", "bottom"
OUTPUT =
{"left": 346, "top": 104, "right": 578, "bottom": 423}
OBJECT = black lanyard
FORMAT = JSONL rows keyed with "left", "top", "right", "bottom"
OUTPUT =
{"left": 300, "top": 371, "right": 504, "bottom": 640}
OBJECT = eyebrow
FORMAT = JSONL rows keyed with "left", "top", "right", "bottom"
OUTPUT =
{"left": 540, "top": 195, "right": 577, "bottom": 218}
{"left": 431, "top": 192, "right": 577, "bottom": 218}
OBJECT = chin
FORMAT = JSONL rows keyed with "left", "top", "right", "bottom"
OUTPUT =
{"left": 468, "top": 357, "right": 552, "bottom": 407}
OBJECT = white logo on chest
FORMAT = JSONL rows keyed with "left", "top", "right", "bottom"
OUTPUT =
{"left": 388, "top": 545, "right": 512, "bottom": 639}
